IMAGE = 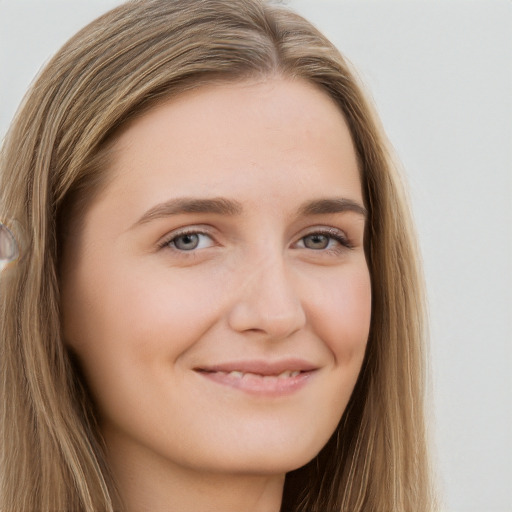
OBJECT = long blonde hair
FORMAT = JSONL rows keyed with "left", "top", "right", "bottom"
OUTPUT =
{"left": 0, "top": 1, "right": 436, "bottom": 510}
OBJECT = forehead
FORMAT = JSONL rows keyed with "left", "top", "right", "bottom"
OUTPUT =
{"left": 113, "top": 78, "right": 358, "bottom": 182}
{"left": 84, "top": 77, "right": 363, "bottom": 233}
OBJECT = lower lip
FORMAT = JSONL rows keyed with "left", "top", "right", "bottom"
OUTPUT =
{"left": 196, "top": 370, "right": 315, "bottom": 396}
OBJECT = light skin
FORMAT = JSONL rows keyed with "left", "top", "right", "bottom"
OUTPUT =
{"left": 60, "top": 77, "right": 372, "bottom": 512}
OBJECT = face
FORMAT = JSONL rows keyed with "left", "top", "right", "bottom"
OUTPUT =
{"left": 61, "top": 78, "right": 371, "bottom": 477}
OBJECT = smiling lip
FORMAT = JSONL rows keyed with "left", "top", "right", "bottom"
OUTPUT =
{"left": 194, "top": 359, "right": 318, "bottom": 396}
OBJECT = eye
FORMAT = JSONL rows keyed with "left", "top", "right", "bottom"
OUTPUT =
{"left": 163, "top": 231, "right": 215, "bottom": 251}
{"left": 302, "top": 233, "right": 331, "bottom": 250}
{"left": 295, "top": 229, "right": 351, "bottom": 252}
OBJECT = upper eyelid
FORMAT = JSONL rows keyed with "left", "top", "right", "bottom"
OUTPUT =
{"left": 299, "top": 225, "right": 347, "bottom": 236}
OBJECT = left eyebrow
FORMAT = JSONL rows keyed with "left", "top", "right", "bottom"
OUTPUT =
{"left": 297, "top": 198, "right": 367, "bottom": 218}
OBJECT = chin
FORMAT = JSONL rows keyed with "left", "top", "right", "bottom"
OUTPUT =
{"left": 198, "top": 430, "right": 331, "bottom": 476}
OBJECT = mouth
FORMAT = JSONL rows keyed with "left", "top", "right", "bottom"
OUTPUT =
{"left": 194, "top": 359, "right": 318, "bottom": 396}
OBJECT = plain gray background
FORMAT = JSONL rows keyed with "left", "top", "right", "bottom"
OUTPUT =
{"left": 1, "top": 1, "right": 511, "bottom": 511}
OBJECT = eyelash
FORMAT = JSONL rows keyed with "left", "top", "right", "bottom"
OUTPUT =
{"left": 157, "top": 227, "right": 353, "bottom": 255}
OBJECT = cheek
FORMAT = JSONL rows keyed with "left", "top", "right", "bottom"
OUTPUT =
{"left": 308, "top": 264, "right": 372, "bottom": 364}
{"left": 62, "top": 256, "right": 227, "bottom": 375}
{"left": 61, "top": 258, "right": 226, "bottom": 429}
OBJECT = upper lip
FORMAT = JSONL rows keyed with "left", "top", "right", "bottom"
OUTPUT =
{"left": 194, "top": 358, "right": 319, "bottom": 376}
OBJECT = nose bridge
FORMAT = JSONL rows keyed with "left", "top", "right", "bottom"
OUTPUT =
{"left": 227, "top": 246, "right": 306, "bottom": 339}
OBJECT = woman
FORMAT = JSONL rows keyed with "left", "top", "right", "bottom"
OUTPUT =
{"left": 0, "top": 0, "right": 436, "bottom": 511}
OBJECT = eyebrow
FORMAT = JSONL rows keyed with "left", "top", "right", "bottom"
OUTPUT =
{"left": 132, "top": 196, "right": 367, "bottom": 228}
{"left": 297, "top": 198, "right": 367, "bottom": 218}
{"left": 133, "top": 197, "right": 244, "bottom": 227}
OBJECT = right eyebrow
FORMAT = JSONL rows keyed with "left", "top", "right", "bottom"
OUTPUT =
{"left": 131, "top": 197, "right": 244, "bottom": 229}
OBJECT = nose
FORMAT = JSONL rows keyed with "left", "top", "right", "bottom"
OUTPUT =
{"left": 226, "top": 254, "right": 307, "bottom": 340}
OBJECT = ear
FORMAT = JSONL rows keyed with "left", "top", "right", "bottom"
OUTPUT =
{"left": 0, "top": 222, "right": 19, "bottom": 272}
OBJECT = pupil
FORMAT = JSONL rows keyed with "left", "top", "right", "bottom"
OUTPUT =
{"left": 175, "top": 233, "right": 199, "bottom": 250}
